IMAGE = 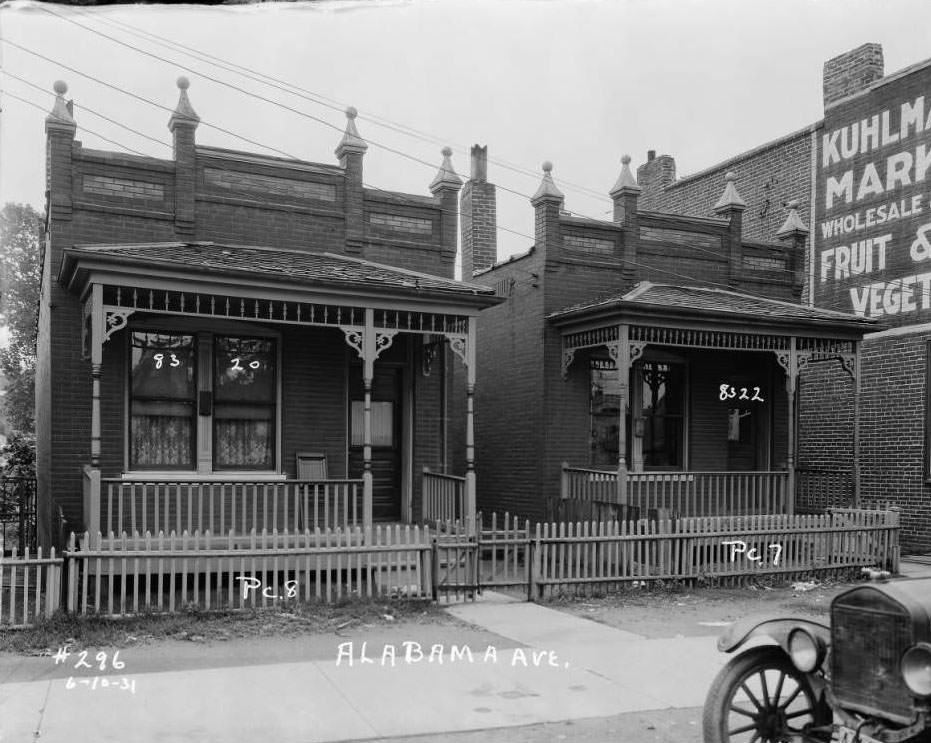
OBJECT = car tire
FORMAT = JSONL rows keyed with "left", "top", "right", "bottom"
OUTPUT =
{"left": 703, "top": 645, "right": 832, "bottom": 742}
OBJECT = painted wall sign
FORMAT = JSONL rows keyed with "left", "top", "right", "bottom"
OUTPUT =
{"left": 815, "top": 65, "right": 931, "bottom": 323}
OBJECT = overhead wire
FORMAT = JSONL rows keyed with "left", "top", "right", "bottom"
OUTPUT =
{"left": 1, "top": 34, "right": 876, "bottom": 313}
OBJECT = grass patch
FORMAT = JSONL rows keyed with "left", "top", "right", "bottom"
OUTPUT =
{"left": 0, "top": 598, "right": 456, "bottom": 656}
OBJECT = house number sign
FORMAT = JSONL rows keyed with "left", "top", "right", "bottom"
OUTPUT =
{"left": 718, "top": 384, "right": 765, "bottom": 402}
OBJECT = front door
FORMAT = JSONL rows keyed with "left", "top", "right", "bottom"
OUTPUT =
{"left": 348, "top": 365, "right": 402, "bottom": 522}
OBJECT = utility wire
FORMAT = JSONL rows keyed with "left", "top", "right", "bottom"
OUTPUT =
{"left": 1, "top": 45, "right": 852, "bottom": 308}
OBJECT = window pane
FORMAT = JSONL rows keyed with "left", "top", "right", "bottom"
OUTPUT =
{"left": 214, "top": 409, "right": 274, "bottom": 468}
{"left": 131, "top": 332, "right": 195, "bottom": 399}
{"left": 590, "top": 360, "right": 630, "bottom": 468}
{"left": 130, "top": 332, "right": 195, "bottom": 468}
{"left": 214, "top": 337, "right": 275, "bottom": 402}
{"left": 131, "top": 408, "right": 194, "bottom": 468}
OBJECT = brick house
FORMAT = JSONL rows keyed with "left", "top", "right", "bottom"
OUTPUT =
{"left": 459, "top": 148, "right": 875, "bottom": 521}
{"left": 636, "top": 44, "right": 931, "bottom": 551}
{"left": 38, "top": 78, "right": 501, "bottom": 548}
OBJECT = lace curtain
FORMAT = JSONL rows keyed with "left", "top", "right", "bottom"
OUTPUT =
{"left": 131, "top": 415, "right": 193, "bottom": 468}
{"left": 214, "top": 419, "right": 273, "bottom": 468}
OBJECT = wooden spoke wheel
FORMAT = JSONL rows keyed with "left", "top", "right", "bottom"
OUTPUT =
{"left": 703, "top": 646, "right": 832, "bottom": 743}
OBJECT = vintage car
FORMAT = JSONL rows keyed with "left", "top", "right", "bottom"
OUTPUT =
{"left": 703, "top": 573, "right": 931, "bottom": 742}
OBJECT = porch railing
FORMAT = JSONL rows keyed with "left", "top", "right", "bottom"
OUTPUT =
{"left": 557, "top": 464, "right": 789, "bottom": 518}
{"left": 99, "top": 478, "right": 363, "bottom": 537}
{"left": 422, "top": 468, "right": 465, "bottom": 522}
{"left": 796, "top": 467, "right": 854, "bottom": 512}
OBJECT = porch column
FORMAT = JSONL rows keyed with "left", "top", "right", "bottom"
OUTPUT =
{"left": 362, "top": 308, "right": 375, "bottom": 532}
{"left": 785, "top": 338, "right": 798, "bottom": 516}
{"left": 852, "top": 342, "right": 861, "bottom": 507}
{"left": 615, "top": 324, "right": 631, "bottom": 505}
{"left": 464, "top": 318, "right": 477, "bottom": 534}
{"left": 87, "top": 284, "right": 103, "bottom": 536}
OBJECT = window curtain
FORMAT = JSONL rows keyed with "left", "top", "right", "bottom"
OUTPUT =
{"left": 214, "top": 419, "right": 273, "bottom": 468}
{"left": 131, "top": 415, "right": 193, "bottom": 468}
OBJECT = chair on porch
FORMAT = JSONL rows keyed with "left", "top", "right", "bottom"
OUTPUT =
{"left": 296, "top": 452, "right": 329, "bottom": 531}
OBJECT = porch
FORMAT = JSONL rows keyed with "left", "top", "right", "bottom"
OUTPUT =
{"left": 61, "top": 243, "right": 501, "bottom": 545}
{"left": 548, "top": 282, "right": 877, "bottom": 521}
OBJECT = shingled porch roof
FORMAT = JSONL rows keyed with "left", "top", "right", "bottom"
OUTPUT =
{"left": 59, "top": 242, "right": 498, "bottom": 307}
{"left": 548, "top": 281, "right": 879, "bottom": 335}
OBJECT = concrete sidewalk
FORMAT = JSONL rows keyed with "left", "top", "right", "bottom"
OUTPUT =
{"left": 0, "top": 593, "right": 725, "bottom": 743}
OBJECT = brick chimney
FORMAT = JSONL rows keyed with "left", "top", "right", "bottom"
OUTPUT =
{"left": 336, "top": 106, "right": 367, "bottom": 253}
{"left": 460, "top": 145, "right": 498, "bottom": 278}
{"left": 823, "top": 43, "right": 884, "bottom": 108}
{"left": 168, "top": 76, "right": 199, "bottom": 237}
{"left": 636, "top": 149, "right": 676, "bottom": 203}
{"left": 713, "top": 171, "right": 747, "bottom": 289}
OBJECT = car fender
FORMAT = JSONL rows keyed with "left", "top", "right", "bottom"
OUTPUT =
{"left": 717, "top": 616, "right": 830, "bottom": 654}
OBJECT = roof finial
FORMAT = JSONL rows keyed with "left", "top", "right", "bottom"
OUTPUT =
{"left": 531, "top": 160, "right": 564, "bottom": 204}
{"left": 430, "top": 146, "right": 463, "bottom": 193}
{"left": 610, "top": 154, "right": 641, "bottom": 197}
{"left": 713, "top": 171, "right": 747, "bottom": 213}
{"left": 168, "top": 75, "right": 199, "bottom": 131}
{"left": 335, "top": 106, "right": 368, "bottom": 159}
{"left": 46, "top": 80, "right": 76, "bottom": 129}
{"left": 776, "top": 199, "right": 810, "bottom": 238}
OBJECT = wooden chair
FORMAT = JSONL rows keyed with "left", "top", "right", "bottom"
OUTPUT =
{"left": 296, "top": 452, "right": 328, "bottom": 480}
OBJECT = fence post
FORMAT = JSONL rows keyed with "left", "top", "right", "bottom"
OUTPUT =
{"left": 431, "top": 537, "right": 439, "bottom": 601}
{"left": 531, "top": 522, "right": 542, "bottom": 601}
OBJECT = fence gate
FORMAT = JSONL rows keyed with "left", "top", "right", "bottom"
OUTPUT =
{"left": 432, "top": 513, "right": 532, "bottom": 602}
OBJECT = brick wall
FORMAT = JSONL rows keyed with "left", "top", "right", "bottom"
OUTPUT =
{"left": 38, "top": 92, "right": 462, "bottom": 537}
{"left": 823, "top": 43, "right": 884, "bottom": 108}
{"left": 472, "top": 251, "right": 546, "bottom": 519}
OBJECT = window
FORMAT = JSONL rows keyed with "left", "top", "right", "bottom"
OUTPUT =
{"left": 129, "top": 331, "right": 277, "bottom": 472}
{"left": 639, "top": 362, "right": 685, "bottom": 469}
{"left": 130, "top": 333, "right": 196, "bottom": 469}
{"left": 214, "top": 337, "right": 276, "bottom": 469}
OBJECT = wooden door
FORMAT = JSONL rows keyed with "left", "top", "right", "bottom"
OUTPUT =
{"left": 348, "top": 365, "right": 402, "bottom": 522}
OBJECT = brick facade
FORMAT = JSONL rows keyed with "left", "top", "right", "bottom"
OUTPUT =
{"left": 37, "top": 82, "right": 467, "bottom": 543}
{"left": 641, "top": 44, "right": 931, "bottom": 552}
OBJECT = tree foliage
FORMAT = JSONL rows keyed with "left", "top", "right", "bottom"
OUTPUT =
{"left": 0, "top": 203, "right": 43, "bottom": 435}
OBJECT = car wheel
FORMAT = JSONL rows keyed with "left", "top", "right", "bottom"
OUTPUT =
{"left": 703, "top": 645, "right": 831, "bottom": 743}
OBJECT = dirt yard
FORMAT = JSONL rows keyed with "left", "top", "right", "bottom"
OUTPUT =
{"left": 545, "top": 577, "right": 853, "bottom": 638}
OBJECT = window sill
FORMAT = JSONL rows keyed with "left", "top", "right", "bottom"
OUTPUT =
{"left": 119, "top": 472, "right": 287, "bottom": 482}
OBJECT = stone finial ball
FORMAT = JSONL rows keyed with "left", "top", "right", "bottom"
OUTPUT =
{"left": 621, "top": 154, "right": 631, "bottom": 165}
{"left": 346, "top": 106, "right": 358, "bottom": 120}
{"left": 177, "top": 76, "right": 190, "bottom": 90}
{"left": 542, "top": 161, "right": 553, "bottom": 173}
{"left": 53, "top": 80, "right": 68, "bottom": 95}
{"left": 724, "top": 171, "right": 737, "bottom": 182}
{"left": 442, "top": 146, "right": 452, "bottom": 157}
{"left": 786, "top": 199, "right": 799, "bottom": 210}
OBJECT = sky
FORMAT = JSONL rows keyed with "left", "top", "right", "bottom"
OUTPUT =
{"left": 1, "top": 0, "right": 930, "bottom": 270}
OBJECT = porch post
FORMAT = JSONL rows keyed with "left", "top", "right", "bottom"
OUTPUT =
{"left": 88, "top": 284, "right": 103, "bottom": 536}
{"left": 852, "top": 341, "right": 861, "bottom": 507}
{"left": 616, "top": 324, "right": 630, "bottom": 505}
{"left": 362, "top": 308, "right": 375, "bottom": 533}
{"left": 464, "top": 318, "right": 477, "bottom": 535}
{"left": 786, "top": 337, "right": 797, "bottom": 516}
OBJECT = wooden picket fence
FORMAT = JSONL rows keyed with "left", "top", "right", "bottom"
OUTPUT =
{"left": 531, "top": 509, "right": 900, "bottom": 598}
{"left": 0, "top": 508, "right": 897, "bottom": 622}
{"left": 65, "top": 526, "right": 433, "bottom": 617}
{"left": 0, "top": 547, "right": 63, "bottom": 627}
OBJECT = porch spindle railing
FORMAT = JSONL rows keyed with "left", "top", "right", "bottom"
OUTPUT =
{"left": 795, "top": 467, "right": 855, "bottom": 512}
{"left": 100, "top": 479, "right": 363, "bottom": 537}
{"left": 422, "top": 468, "right": 465, "bottom": 522}
{"left": 557, "top": 465, "right": 789, "bottom": 518}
